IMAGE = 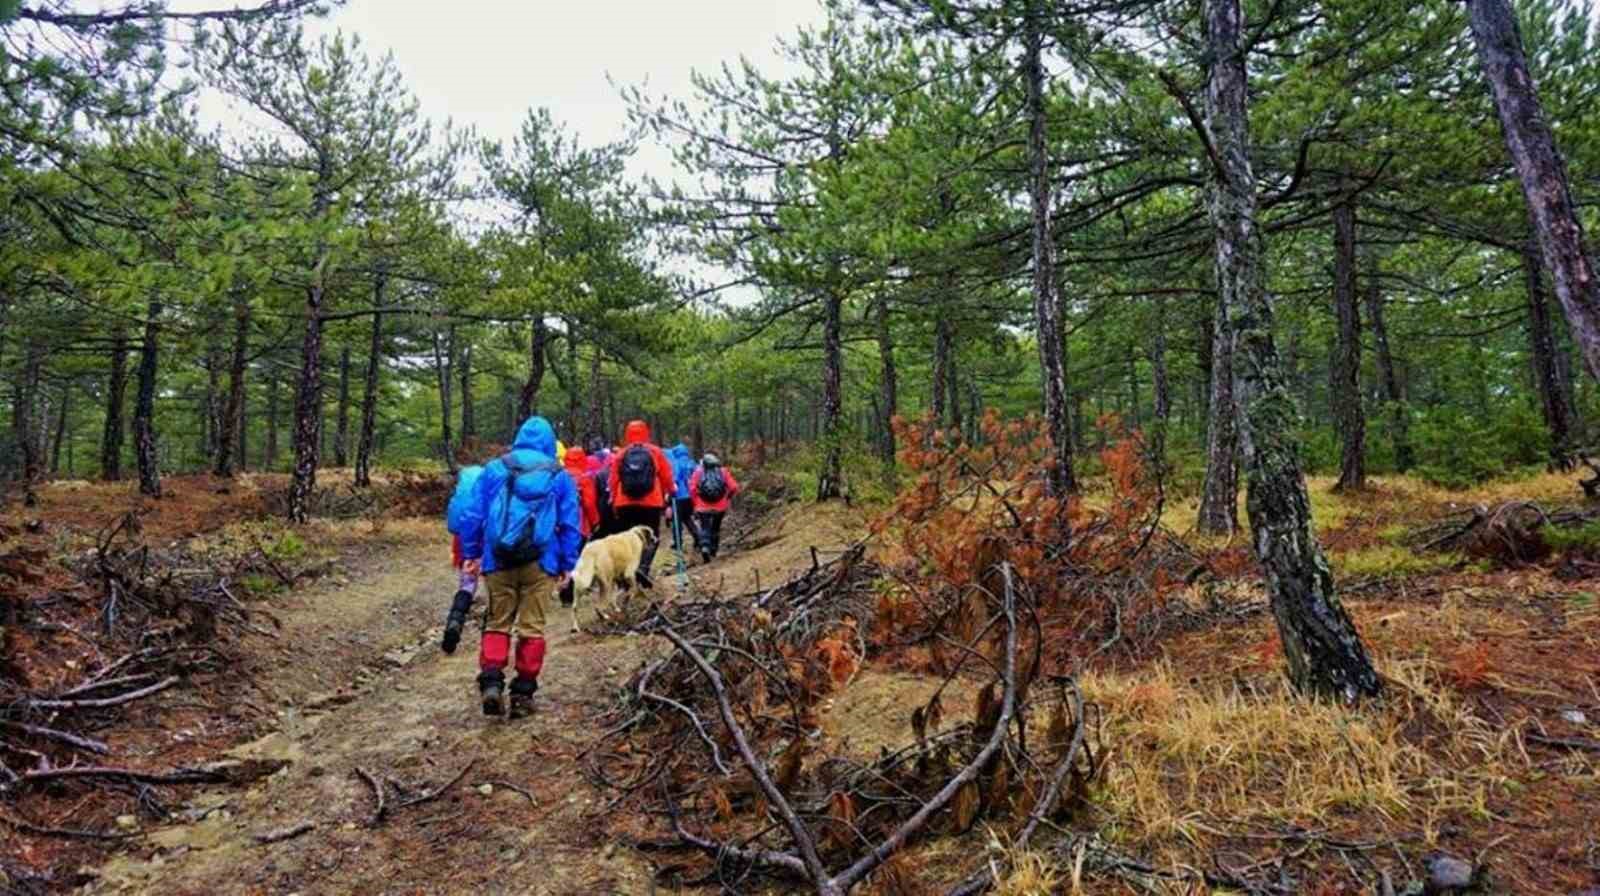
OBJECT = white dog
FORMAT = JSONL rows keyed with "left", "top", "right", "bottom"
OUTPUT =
{"left": 568, "top": 525, "right": 657, "bottom": 632}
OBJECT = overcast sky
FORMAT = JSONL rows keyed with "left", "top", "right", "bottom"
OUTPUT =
{"left": 193, "top": 0, "right": 827, "bottom": 186}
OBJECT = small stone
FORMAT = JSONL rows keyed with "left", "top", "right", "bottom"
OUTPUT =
{"left": 1559, "top": 709, "right": 1588, "bottom": 725}
{"left": 477, "top": 783, "right": 494, "bottom": 797}
{"left": 308, "top": 765, "right": 325, "bottom": 777}
{"left": 1425, "top": 852, "right": 1476, "bottom": 891}
{"left": 115, "top": 815, "right": 139, "bottom": 831}
{"left": 342, "top": 822, "right": 357, "bottom": 831}
{"left": 602, "top": 842, "right": 617, "bottom": 859}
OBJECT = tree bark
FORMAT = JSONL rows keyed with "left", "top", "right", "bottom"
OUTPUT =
{"left": 1331, "top": 193, "right": 1366, "bottom": 491}
{"left": 460, "top": 339, "right": 477, "bottom": 448}
{"left": 931, "top": 316, "right": 950, "bottom": 424}
{"left": 215, "top": 297, "right": 249, "bottom": 477}
{"left": 1364, "top": 253, "right": 1411, "bottom": 472}
{"left": 433, "top": 324, "right": 458, "bottom": 472}
{"left": 1024, "top": 3, "right": 1076, "bottom": 495}
{"left": 265, "top": 368, "right": 281, "bottom": 469}
{"left": 333, "top": 342, "right": 351, "bottom": 467}
{"left": 947, "top": 333, "right": 963, "bottom": 434}
{"left": 354, "top": 299, "right": 384, "bottom": 489}
{"left": 49, "top": 383, "right": 69, "bottom": 476}
{"left": 1469, "top": 0, "right": 1600, "bottom": 387}
{"left": 875, "top": 294, "right": 898, "bottom": 470}
{"left": 1204, "top": 0, "right": 1379, "bottom": 700}
{"left": 1197, "top": 303, "right": 1239, "bottom": 534}
{"left": 518, "top": 317, "right": 547, "bottom": 421}
{"left": 817, "top": 290, "right": 844, "bottom": 500}
{"left": 1523, "top": 240, "right": 1574, "bottom": 465}
{"left": 587, "top": 348, "right": 605, "bottom": 443}
{"left": 1150, "top": 296, "right": 1171, "bottom": 460}
{"left": 286, "top": 269, "right": 325, "bottom": 523}
{"left": 15, "top": 341, "right": 43, "bottom": 501}
{"left": 133, "top": 296, "right": 162, "bottom": 498}
{"left": 101, "top": 325, "right": 127, "bottom": 481}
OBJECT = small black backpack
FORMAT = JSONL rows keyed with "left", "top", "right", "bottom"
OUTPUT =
{"left": 618, "top": 444, "right": 656, "bottom": 499}
{"left": 697, "top": 465, "right": 728, "bottom": 502}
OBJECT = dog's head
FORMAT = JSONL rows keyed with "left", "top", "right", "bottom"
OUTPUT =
{"left": 630, "top": 525, "right": 659, "bottom": 548}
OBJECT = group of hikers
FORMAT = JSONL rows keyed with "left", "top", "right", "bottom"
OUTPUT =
{"left": 439, "top": 415, "right": 740, "bottom": 718}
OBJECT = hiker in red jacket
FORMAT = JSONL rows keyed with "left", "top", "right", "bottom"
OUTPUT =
{"left": 689, "top": 453, "right": 740, "bottom": 563}
{"left": 607, "top": 420, "right": 675, "bottom": 587}
{"left": 558, "top": 446, "right": 601, "bottom": 607}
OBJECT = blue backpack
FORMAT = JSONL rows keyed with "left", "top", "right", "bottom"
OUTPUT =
{"left": 488, "top": 453, "right": 561, "bottom": 570}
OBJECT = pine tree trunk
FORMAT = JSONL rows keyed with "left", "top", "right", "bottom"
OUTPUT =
{"left": 434, "top": 325, "right": 457, "bottom": 472}
{"left": 1364, "top": 253, "right": 1411, "bottom": 471}
{"left": 518, "top": 317, "right": 547, "bottom": 420}
{"left": 287, "top": 273, "right": 326, "bottom": 523}
{"left": 817, "top": 290, "right": 844, "bottom": 500}
{"left": 333, "top": 343, "right": 351, "bottom": 467}
{"left": 1197, "top": 304, "right": 1239, "bottom": 534}
{"left": 587, "top": 349, "right": 605, "bottom": 442}
{"left": 50, "top": 384, "right": 69, "bottom": 476}
{"left": 265, "top": 368, "right": 281, "bottom": 468}
{"left": 875, "top": 295, "right": 898, "bottom": 470}
{"left": 1523, "top": 240, "right": 1574, "bottom": 465}
{"left": 947, "top": 335, "right": 963, "bottom": 433}
{"left": 1204, "top": 0, "right": 1378, "bottom": 701}
{"left": 236, "top": 373, "right": 249, "bottom": 472}
{"left": 1469, "top": 0, "right": 1600, "bottom": 387}
{"left": 355, "top": 302, "right": 383, "bottom": 489}
{"left": 215, "top": 297, "right": 248, "bottom": 477}
{"left": 1024, "top": 3, "right": 1076, "bottom": 495}
{"left": 460, "top": 339, "right": 477, "bottom": 448}
{"left": 1331, "top": 193, "right": 1366, "bottom": 491}
{"left": 1151, "top": 296, "right": 1171, "bottom": 459}
{"left": 134, "top": 296, "right": 162, "bottom": 498}
{"left": 562, "top": 333, "right": 579, "bottom": 439}
{"left": 15, "top": 341, "right": 42, "bottom": 502}
{"left": 101, "top": 325, "right": 128, "bottom": 481}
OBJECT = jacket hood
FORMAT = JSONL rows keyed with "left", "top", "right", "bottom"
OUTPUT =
{"left": 624, "top": 420, "right": 651, "bottom": 445}
{"left": 669, "top": 443, "right": 692, "bottom": 462}
{"left": 562, "top": 447, "right": 588, "bottom": 474}
{"left": 456, "top": 464, "right": 485, "bottom": 490}
{"left": 512, "top": 416, "right": 558, "bottom": 456}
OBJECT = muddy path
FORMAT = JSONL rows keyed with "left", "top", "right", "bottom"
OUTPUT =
{"left": 83, "top": 504, "right": 861, "bottom": 896}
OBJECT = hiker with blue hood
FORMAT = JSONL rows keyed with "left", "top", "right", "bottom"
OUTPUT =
{"left": 457, "top": 416, "right": 582, "bottom": 719}
{"left": 667, "top": 440, "right": 701, "bottom": 556}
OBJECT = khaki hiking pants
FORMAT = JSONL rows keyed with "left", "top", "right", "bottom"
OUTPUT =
{"left": 484, "top": 563, "right": 551, "bottom": 639}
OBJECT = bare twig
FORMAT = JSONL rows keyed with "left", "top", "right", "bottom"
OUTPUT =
{"left": 354, "top": 766, "right": 386, "bottom": 827}
{"left": 28, "top": 675, "right": 179, "bottom": 710}
{"left": 394, "top": 760, "right": 476, "bottom": 810}
{"left": 253, "top": 821, "right": 315, "bottom": 844}
{"left": 0, "top": 719, "right": 111, "bottom": 754}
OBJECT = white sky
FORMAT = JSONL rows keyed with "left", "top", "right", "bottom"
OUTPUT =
{"left": 193, "top": 0, "right": 826, "bottom": 186}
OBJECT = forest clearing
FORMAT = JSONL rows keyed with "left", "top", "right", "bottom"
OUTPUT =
{"left": 6, "top": 0, "right": 1600, "bottom": 893}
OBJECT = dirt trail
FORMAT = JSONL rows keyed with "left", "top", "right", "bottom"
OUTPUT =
{"left": 83, "top": 504, "right": 861, "bottom": 895}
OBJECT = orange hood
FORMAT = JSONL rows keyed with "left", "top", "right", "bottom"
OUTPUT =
{"left": 623, "top": 420, "right": 651, "bottom": 445}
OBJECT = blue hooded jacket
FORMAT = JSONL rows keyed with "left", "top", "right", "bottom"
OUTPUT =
{"left": 668, "top": 443, "right": 696, "bottom": 500}
{"left": 445, "top": 465, "right": 484, "bottom": 535}
{"left": 458, "top": 417, "right": 582, "bottom": 576}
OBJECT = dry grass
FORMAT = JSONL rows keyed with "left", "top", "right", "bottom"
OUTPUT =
{"left": 1074, "top": 633, "right": 1556, "bottom": 861}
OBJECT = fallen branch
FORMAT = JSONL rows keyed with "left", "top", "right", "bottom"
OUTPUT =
{"left": 482, "top": 779, "right": 537, "bottom": 806}
{"left": 19, "top": 764, "right": 220, "bottom": 786}
{"left": 253, "top": 820, "right": 316, "bottom": 844}
{"left": 354, "top": 766, "right": 386, "bottom": 827}
{"left": 28, "top": 675, "right": 179, "bottom": 711}
{"left": 0, "top": 811, "right": 142, "bottom": 841}
{"left": 394, "top": 760, "right": 476, "bottom": 810}
{"left": 1528, "top": 732, "right": 1600, "bottom": 753}
{"left": 0, "top": 719, "right": 111, "bottom": 754}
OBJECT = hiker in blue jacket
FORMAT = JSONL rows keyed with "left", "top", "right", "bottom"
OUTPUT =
{"left": 457, "top": 416, "right": 582, "bottom": 719}
{"left": 667, "top": 441, "right": 700, "bottom": 555}
{"left": 441, "top": 464, "right": 484, "bottom": 655}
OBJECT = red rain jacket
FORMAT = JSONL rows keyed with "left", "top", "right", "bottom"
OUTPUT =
{"left": 607, "top": 420, "right": 675, "bottom": 511}
{"left": 563, "top": 447, "right": 601, "bottom": 537}
{"left": 689, "top": 466, "right": 740, "bottom": 514}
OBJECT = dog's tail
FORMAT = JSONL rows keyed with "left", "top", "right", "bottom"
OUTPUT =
{"left": 573, "top": 548, "right": 597, "bottom": 594}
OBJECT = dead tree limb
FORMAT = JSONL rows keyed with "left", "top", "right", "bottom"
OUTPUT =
{"left": 28, "top": 675, "right": 179, "bottom": 710}
{"left": 394, "top": 760, "right": 475, "bottom": 810}
{"left": 0, "top": 720, "right": 110, "bottom": 754}
{"left": 253, "top": 821, "right": 316, "bottom": 844}
{"left": 354, "top": 766, "right": 386, "bottom": 827}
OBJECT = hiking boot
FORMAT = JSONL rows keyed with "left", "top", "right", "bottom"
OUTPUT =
{"left": 478, "top": 671, "right": 504, "bottom": 717}
{"left": 508, "top": 677, "right": 538, "bottom": 719}
{"left": 700, "top": 550, "right": 712, "bottom": 564}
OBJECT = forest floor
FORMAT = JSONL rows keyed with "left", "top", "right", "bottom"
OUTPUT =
{"left": 2, "top": 466, "right": 1598, "bottom": 894}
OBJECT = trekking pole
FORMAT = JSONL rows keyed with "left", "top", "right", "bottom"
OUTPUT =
{"left": 671, "top": 506, "right": 690, "bottom": 590}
